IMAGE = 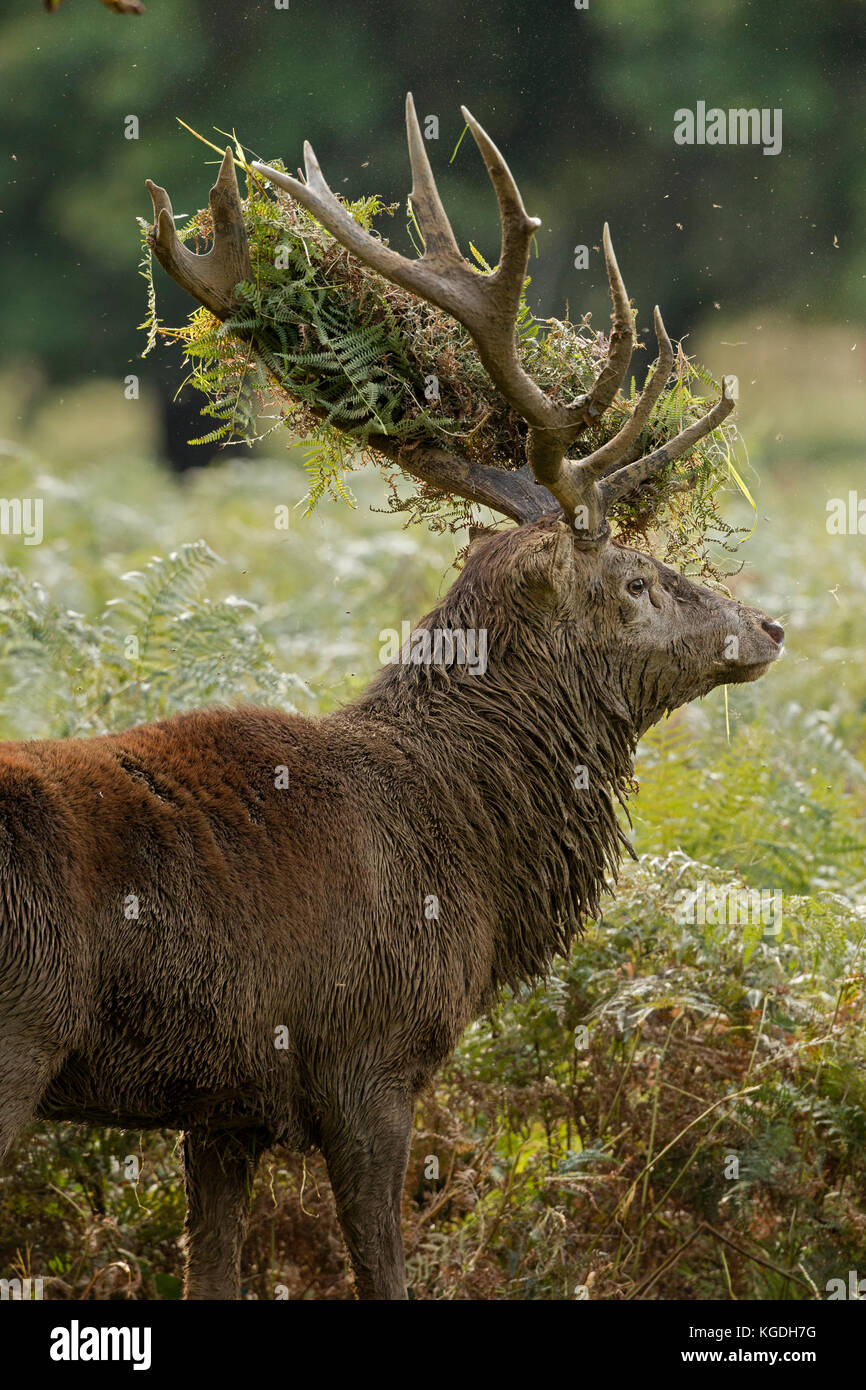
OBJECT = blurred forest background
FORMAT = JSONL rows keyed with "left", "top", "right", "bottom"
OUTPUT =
{"left": 0, "top": 0, "right": 864, "bottom": 1301}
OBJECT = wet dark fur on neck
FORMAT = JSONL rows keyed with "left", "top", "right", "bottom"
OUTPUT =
{"left": 343, "top": 523, "right": 638, "bottom": 993}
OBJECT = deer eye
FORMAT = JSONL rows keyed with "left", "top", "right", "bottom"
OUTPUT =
{"left": 626, "top": 578, "right": 648, "bottom": 597}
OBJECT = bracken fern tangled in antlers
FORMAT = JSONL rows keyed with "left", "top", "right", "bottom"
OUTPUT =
{"left": 140, "top": 107, "right": 751, "bottom": 579}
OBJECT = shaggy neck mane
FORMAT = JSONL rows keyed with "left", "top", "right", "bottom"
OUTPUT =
{"left": 341, "top": 568, "right": 639, "bottom": 992}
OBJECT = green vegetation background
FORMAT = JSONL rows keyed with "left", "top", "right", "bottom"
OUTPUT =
{"left": 0, "top": 0, "right": 863, "bottom": 1300}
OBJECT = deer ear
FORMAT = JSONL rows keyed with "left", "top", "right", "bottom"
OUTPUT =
{"left": 508, "top": 522, "right": 576, "bottom": 606}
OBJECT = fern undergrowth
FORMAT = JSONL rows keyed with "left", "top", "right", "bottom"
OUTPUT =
{"left": 0, "top": 456, "right": 862, "bottom": 1298}
{"left": 0, "top": 542, "right": 309, "bottom": 739}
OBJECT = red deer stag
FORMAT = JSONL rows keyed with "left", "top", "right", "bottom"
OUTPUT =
{"left": 0, "top": 96, "right": 784, "bottom": 1300}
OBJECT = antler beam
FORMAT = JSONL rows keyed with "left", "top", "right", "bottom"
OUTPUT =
{"left": 370, "top": 438, "right": 554, "bottom": 524}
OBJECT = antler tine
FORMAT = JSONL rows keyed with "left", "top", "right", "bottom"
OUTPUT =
{"left": 598, "top": 377, "right": 737, "bottom": 509}
{"left": 146, "top": 148, "right": 251, "bottom": 321}
{"left": 554, "top": 307, "right": 733, "bottom": 536}
{"left": 457, "top": 103, "right": 541, "bottom": 313}
{"left": 526, "top": 223, "right": 639, "bottom": 524}
{"left": 577, "top": 305, "right": 674, "bottom": 484}
{"left": 404, "top": 93, "right": 464, "bottom": 266}
{"left": 581, "top": 224, "right": 636, "bottom": 423}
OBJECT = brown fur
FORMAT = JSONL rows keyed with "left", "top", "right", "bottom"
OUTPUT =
{"left": 0, "top": 520, "right": 782, "bottom": 1298}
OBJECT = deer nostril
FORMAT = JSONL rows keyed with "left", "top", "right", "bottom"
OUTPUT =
{"left": 762, "top": 619, "right": 785, "bottom": 646}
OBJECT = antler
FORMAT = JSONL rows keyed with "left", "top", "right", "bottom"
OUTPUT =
{"left": 252, "top": 96, "right": 629, "bottom": 514}
{"left": 145, "top": 140, "right": 554, "bottom": 521}
{"left": 252, "top": 95, "right": 734, "bottom": 537}
{"left": 146, "top": 147, "right": 251, "bottom": 320}
{"left": 146, "top": 102, "right": 734, "bottom": 534}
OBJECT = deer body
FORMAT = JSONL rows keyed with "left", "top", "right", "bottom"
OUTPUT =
{"left": 11, "top": 700, "right": 490, "bottom": 1136}
{"left": 1, "top": 703, "right": 479, "bottom": 1300}
{"left": 2, "top": 97, "right": 785, "bottom": 1298}
{"left": 1, "top": 522, "right": 782, "bottom": 1298}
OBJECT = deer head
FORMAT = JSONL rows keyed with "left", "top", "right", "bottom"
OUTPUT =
{"left": 145, "top": 95, "right": 784, "bottom": 736}
{"left": 398, "top": 522, "right": 784, "bottom": 739}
